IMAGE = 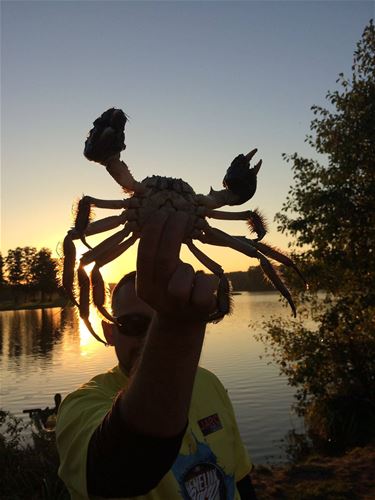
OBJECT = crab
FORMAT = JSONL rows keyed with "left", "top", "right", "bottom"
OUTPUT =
{"left": 63, "top": 108, "right": 306, "bottom": 344}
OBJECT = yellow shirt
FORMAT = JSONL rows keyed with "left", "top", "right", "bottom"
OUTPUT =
{"left": 56, "top": 365, "right": 251, "bottom": 499}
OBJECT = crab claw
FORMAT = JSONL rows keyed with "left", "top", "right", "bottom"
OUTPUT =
{"left": 222, "top": 149, "right": 262, "bottom": 204}
{"left": 84, "top": 108, "right": 127, "bottom": 164}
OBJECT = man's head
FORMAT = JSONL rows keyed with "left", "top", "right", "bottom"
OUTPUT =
{"left": 102, "top": 271, "right": 154, "bottom": 375}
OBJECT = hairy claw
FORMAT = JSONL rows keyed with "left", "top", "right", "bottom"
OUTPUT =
{"left": 74, "top": 196, "right": 93, "bottom": 248}
{"left": 222, "top": 150, "right": 262, "bottom": 204}
{"left": 249, "top": 239, "right": 307, "bottom": 287}
{"left": 246, "top": 209, "right": 268, "bottom": 241}
{"left": 259, "top": 257, "right": 297, "bottom": 317}
{"left": 84, "top": 108, "right": 127, "bottom": 163}
{"left": 62, "top": 235, "right": 79, "bottom": 307}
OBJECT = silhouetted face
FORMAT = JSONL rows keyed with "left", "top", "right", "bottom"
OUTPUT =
{"left": 108, "top": 280, "right": 154, "bottom": 376}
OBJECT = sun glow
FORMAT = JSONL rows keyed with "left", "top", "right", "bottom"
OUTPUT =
{"left": 78, "top": 309, "right": 106, "bottom": 353}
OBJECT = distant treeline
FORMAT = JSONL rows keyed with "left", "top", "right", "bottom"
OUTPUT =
{"left": 0, "top": 247, "right": 65, "bottom": 309}
{"left": 227, "top": 267, "right": 275, "bottom": 292}
{"left": 0, "top": 246, "right": 276, "bottom": 310}
{"left": 109, "top": 268, "right": 276, "bottom": 294}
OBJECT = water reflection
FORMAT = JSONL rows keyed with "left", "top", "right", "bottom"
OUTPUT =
{"left": 60, "top": 306, "right": 79, "bottom": 342}
{"left": 0, "top": 294, "right": 303, "bottom": 462}
{"left": 0, "top": 307, "right": 79, "bottom": 361}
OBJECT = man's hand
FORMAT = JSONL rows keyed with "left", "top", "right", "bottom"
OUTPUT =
{"left": 136, "top": 211, "right": 218, "bottom": 323}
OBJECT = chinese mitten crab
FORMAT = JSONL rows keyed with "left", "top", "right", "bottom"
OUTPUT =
{"left": 63, "top": 108, "right": 306, "bottom": 344}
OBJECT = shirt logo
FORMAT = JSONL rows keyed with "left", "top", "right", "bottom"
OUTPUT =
{"left": 172, "top": 438, "right": 235, "bottom": 500}
{"left": 182, "top": 462, "right": 226, "bottom": 500}
{"left": 198, "top": 413, "right": 223, "bottom": 436}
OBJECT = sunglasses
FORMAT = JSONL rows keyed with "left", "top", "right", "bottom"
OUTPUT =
{"left": 114, "top": 314, "right": 152, "bottom": 337}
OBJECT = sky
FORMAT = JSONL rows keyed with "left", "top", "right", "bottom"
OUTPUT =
{"left": 1, "top": 0, "right": 373, "bottom": 283}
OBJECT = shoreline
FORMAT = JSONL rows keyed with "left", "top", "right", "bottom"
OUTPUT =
{"left": 0, "top": 298, "right": 70, "bottom": 312}
{"left": 251, "top": 442, "right": 375, "bottom": 499}
{"left": 0, "top": 290, "right": 275, "bottom": 312}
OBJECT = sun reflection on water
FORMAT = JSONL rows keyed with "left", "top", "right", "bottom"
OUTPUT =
{"left": 78, "top": 306, "right": 106, "bottom": 355}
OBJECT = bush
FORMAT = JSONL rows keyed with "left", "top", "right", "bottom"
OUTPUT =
{"left": 259, "top": 20, "right": 375, "bottom": 453}
{"left": 0, "top": 410, "right": 68, "bottom": 500}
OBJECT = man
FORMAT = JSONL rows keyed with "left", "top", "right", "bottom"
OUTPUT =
{"left": 56, "top": 211, "right": 257, "bottom": 499}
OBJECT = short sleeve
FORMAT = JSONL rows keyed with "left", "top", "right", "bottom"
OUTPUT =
{"left": 56, "top": 384, "right": 113, "bottom": 499}
{"left": 199, "top": 369, "right": 252, "bottom": 482}
{"left": 224, "top": 394, "right": 252, "bottom": 481}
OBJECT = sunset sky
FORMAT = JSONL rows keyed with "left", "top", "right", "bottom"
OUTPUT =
{"left": 2, "top": 1, "right": 373, "bottom": 283}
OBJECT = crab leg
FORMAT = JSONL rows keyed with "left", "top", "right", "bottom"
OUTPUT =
{"left": 236, "top": 237, "right": 307, "bottom": 288}
{"left": 75, "top": 233, "right": 139, "bottom": 344}
{"left": 80, "top": 224, "right": 135, "bottom": 266}
{"left": 206, "top": 208, "right": 267, "bottom": 241}
{"left": 95, "top": 233, "right": 139, "bottom": 269}
{"left": 62, "top": 234, "right": 79, "bottom": 307}
{"left": 77, "top": 264, "right": 107, "bottom": 344}
{"left": 197, "top": 225, "right": 258, "bottom": 256}
{"left": 206, "top": 209, "right": 253, "bottom": 220}
{"left": 68, "top": 218, "right": 119, "bottom": 242}
{"left": 73, "top": 196, "right": 136, "bottom": 248}
{"left": 68, "top": 212, "right": 129, "bottom": 241}
{"left": 186, "top": 240, "right": 231, "bottom": 322}
{"left": 196, "top": 226, "right": 297, "bottom": 316}
{"left": 63, "top": 206, "right": 137, "bottom": 310}
{"left": 74, "top": 196, "right": 131, "bottom": 232}
{"left": 105, "top": 157, "right": 146, "bottom": 195}
{"left": 187, "top": 240, "right": 224, "bottom": 275}
{"left": 77, "top": 196, "right": 132, "bottom": 210}
{"left": 84, "top": 214, "right": 128, "bottom": 237}
{"left": 64, "top": 223, "right": 132, "bottom": 322}
{"left": 63, "top": 213, "right": 130, "bottom": 307}
{"left": 196, "top": 190, "right": 240, "bottom": 210}
{"left": 91, "top": 234, "right": 139, "bottom": 323}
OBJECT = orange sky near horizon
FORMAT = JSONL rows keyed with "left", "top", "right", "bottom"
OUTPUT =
{"left": 2, "top": 1, "right": 370, "bottom": 285}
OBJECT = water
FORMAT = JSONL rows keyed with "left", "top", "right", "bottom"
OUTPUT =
{"left": 0, "top": 293, "right": 305, "bottom": 463}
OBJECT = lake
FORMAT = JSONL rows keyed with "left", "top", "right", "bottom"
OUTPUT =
{"left": 0, "top": 292, "right": 306, "bottom": 464}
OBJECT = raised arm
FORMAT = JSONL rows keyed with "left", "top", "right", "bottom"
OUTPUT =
{"left": 121, "top": 210, "right": 217, "bottom": 436}
{"left": 87, "top": 211, "right": 218, "bottom": 497}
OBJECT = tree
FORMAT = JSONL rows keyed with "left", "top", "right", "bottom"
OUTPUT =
{"left": 22, "top": 246, "right": 37, "bottom": 284}
{"left": 5, "top": 247, "right": 37, "bottom": 286}
{"left": 5, "top": 248, "right": 25, "bottom": 286}
{"left": 30, "top": 248, "right": 59, "bottom": 299}
{"left": 259, "top": 20, "right": 375, "bottom": 452}
{"left": 0, "top": 253, "right": 5, "bottom": 285}
{"left": 248, "top": 266, "right": 275, "bottom": 292}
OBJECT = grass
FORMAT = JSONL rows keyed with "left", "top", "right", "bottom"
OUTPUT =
{"left": 252, "top": 443, "right": 375, "bottom": 499}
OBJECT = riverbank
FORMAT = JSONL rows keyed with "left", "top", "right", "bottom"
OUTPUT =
{"left": 0, "top": 288, "right": 69, "bottom": 311}
{"left": 252, "top": 443, "right": 375, "bottom": 499}
{"left": 0, "top": 297, "right": 69, "bottom": 311}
